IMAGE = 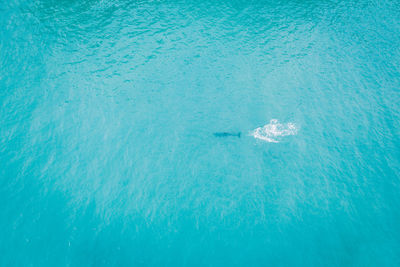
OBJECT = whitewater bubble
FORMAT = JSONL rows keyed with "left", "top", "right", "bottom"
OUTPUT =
{"left": 250, "top": 119, "right": 298, "bottom": 143}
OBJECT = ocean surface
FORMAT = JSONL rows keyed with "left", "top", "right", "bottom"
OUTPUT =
{"left": 1, "top": 0, "right": 400, "bottom": 266}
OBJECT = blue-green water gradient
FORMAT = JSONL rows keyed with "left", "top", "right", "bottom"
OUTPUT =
{"left": 1, "top": 0, "right": 400, "bottom": 265}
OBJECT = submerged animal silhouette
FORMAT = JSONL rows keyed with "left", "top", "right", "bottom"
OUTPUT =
{"left": 213, "top": 132, "right": 241, "bottom": 138}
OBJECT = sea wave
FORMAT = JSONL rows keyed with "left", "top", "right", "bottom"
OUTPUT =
{"left": 250, "top": 119, "right": 298, "bottom": 143}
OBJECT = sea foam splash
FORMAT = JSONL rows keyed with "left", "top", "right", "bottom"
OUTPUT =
{"left": 250, "top": 119, "right": 299, "bottom": 143}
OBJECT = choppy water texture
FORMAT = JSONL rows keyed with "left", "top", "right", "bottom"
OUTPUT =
{"left": 1, "top": 0, "right": 400, "bottom": 266}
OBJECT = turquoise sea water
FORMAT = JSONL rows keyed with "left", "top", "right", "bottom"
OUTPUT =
{"left": 1, "top": 0, "right": 400, "bottom": 266}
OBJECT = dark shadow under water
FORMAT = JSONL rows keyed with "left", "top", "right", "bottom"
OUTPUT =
{"left": 213, "top": 132, "right": 241, "bottom": 138}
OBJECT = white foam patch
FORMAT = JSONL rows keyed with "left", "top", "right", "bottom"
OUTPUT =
{"left": 250, "top": 119, "right": 298, "bottom": 143}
